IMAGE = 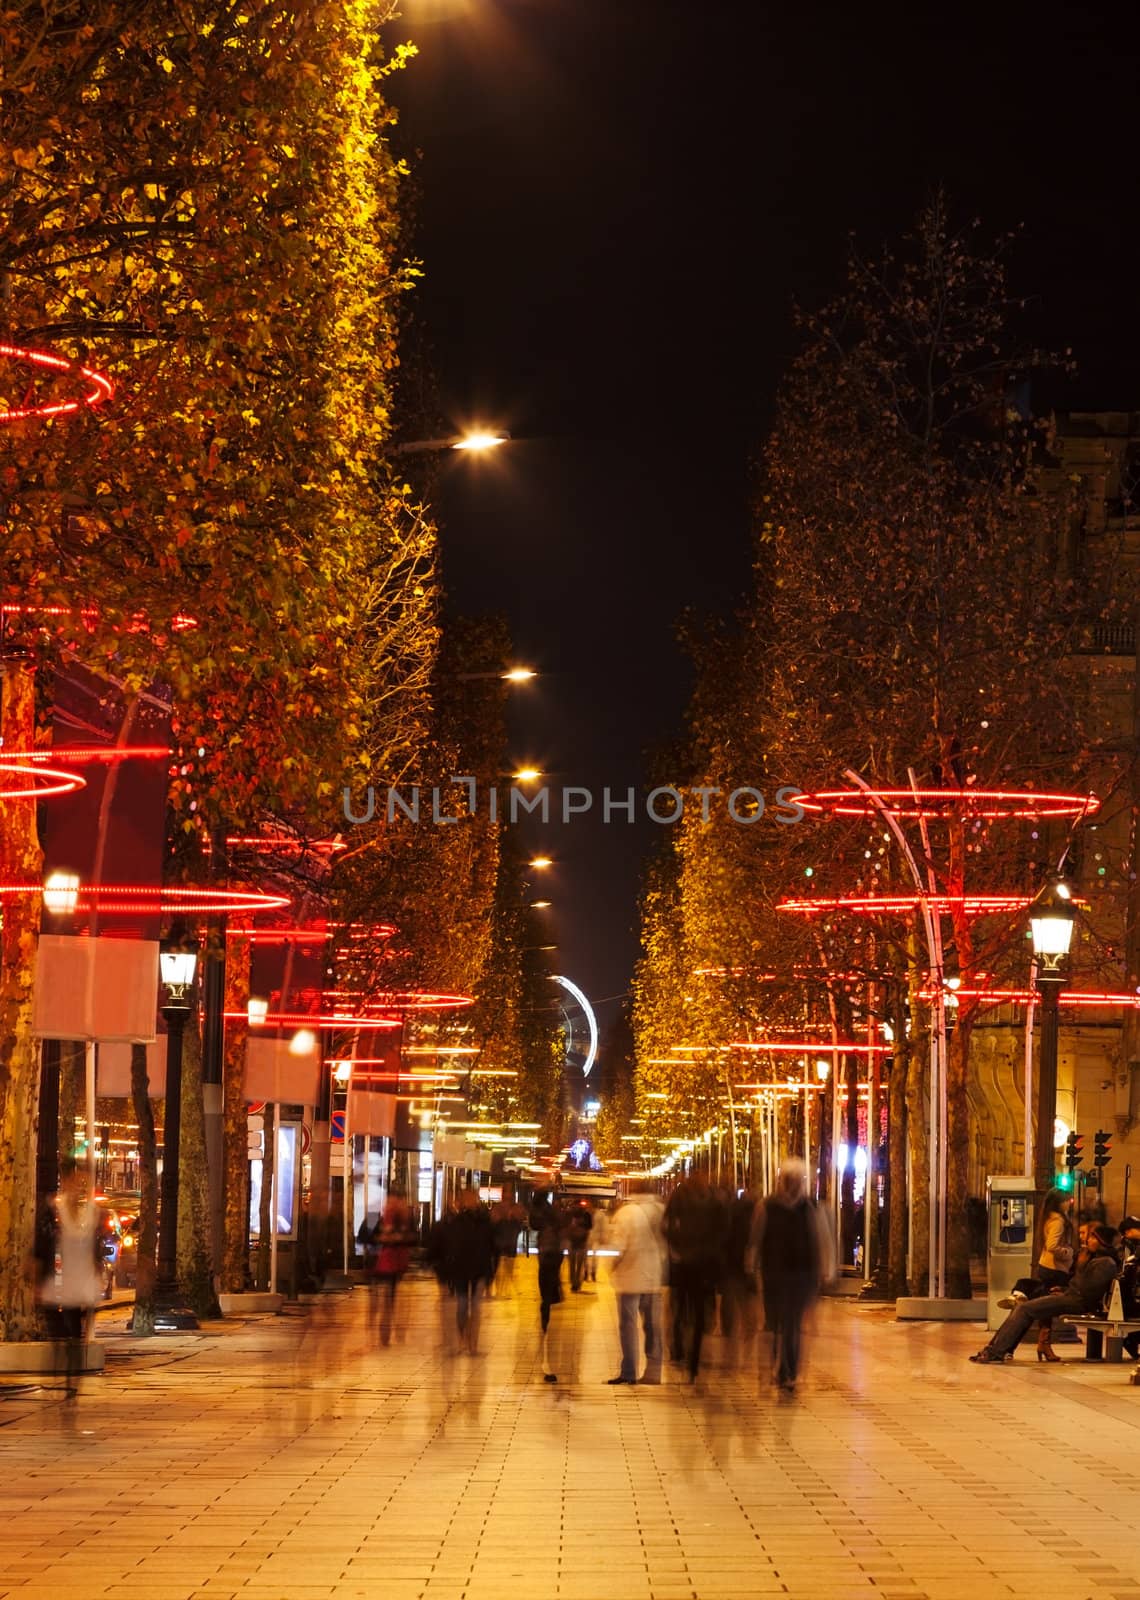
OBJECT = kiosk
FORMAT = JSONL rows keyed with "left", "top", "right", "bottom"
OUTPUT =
{"left": 986, "top": 1175, "right": 1037, "bottom": 1331}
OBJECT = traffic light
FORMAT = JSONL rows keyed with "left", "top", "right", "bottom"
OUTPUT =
{"left": 1065, "top": 1131, "right": 1085, "bottom": 1171}
{"left": 1094, "top": 1129, "right": 1112, "bottom": 1169}
{"left": 1056, "top": 1171, "right": 1074, "bottom": 1192}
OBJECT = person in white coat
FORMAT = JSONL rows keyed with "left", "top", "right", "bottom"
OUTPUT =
{"left": 606, "top": 1180, "right": 667, "bottom": 1385}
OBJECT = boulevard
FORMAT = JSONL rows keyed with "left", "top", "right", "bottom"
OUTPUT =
{"left": 1, "top": 1274, "right": 1138, "bottom": 1600}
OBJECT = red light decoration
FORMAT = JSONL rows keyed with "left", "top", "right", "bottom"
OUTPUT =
{"left": 226, "top": 835, "right": 348, "bottom": 858}
{"left": 779, "top": 893, "right": 1048, "bottom": 917}
{"left": 4, "top": 745, "right": 170, "bottom": 764}
{"left": 226, "top": 920, "right": 397, "bottom": 942}
{"left": 924, "top": 987, "right": 1140, "bottom": 1011}
{"left": 224, "top": 1009, "right": 401, "bottom": 1029}
{"left": 0, "top": 760, "right": 86, "bottom": 800}
{"left": 0, "top": 883, "right": 290, "bottom": 913}
{"left": 728, "top": 1040, "right": 890, "bottom": 1054}
{"left": 795, "top": 787, "right": 1099, "bottom": 819}
{"left": 322, "top": 990, "right": 474, "bottom": 1012}
{"left": 0, "top": 342, "right": 112, "bottom": 423}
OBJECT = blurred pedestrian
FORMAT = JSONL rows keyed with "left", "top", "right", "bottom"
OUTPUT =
{"left": 426, "top": 1202, "right": 457, "bottom": 1353}
{"left": 606, "top": 1179, "right": 666, "bottom": 1384}
{"left": 493, "top": 1202, "right": 524, "bottom": 1297}
{"left": 446, "top": 1190, "right": 495, "bottom": 1355}
{"left": 567, "top": 1201, "right": 593, "bottom": 1292}
{"left": 32, "top": 1159, "right": 104, "bottom": 1395}
{"left": 588, "top": 1204, "right": 610, "bottom": 1282}
{"left": 664, "top": 1170, "right": 727, "bottom": 1381}
{"left": 371, "top": 1188, "right": 416, "bottom": 1346}
{"left": 970, "top": 1222, "right": 1121, "bottom": 1364}
{"left": 752, "top": 1159, "right": 826, "bottom": 1394}
{"left": 720, "top": 1188, "right": 759, "bottom": 1368}
{"left": 530, "top": 1189, "right": 565, "bottom": 1381}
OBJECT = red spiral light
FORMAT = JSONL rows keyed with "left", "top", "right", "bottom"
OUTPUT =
{"left": 0, "top": 342, "right": 112, "bottom": 423}
{"left": 0, "top": 883, "right": 290, "bottom": 914}
{"left": 778, "top": 893, "right": 1055, "bottom": 917}
{"left": 0, "top": 760, "right": 86, "bottom": 800}
{"left": 795, "top": 787, "right": 1099, "bottom": 819}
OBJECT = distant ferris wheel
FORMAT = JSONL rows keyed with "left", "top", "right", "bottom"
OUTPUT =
{"left": 551, "top": 974, "right": 598, "bottom": 1081}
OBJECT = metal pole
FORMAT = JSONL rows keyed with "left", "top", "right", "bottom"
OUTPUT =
{"left": 1024, "top": 962, "right": 1038, "bottom": 1178}
{"left": 157, "top": 1008, "right": 185, "bottom": 1286}
{"left": 1034, "top": 979, "right": 1062, "bottom": 1192}
{"left": 85, "top": 1039, "right": 97, "bottom": 1200}
{"left": 803, "top": 1055, "right": 811, "bottom": 1186}
{"left": 268, "top": 1101, "right": 279, "bottom": 1295}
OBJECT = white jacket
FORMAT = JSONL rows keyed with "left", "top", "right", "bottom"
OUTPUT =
{"left": 608, "top": 1194, "right": 666, "bottom": 1294}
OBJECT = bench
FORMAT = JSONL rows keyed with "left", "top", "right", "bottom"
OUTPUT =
{"left": 1057, "top": 1282, "right": 1140, "bottom": 1362}
{"left": 1057, "top": 1314, "right": 1140, "bottom": 1362}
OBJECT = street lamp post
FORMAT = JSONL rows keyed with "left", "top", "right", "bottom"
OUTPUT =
{"left": 155, "top": 936, "right": 200, "bottom": 1330}
{"left": 1030, "top": 879, "right": 1075, "bottom": 1195}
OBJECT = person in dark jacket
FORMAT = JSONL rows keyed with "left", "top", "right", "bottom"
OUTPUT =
{"left": 663, "top": 1171, "right": 726, "bottom": 1381}
{"left": 970, "top": 1222, "right": 1121, "bottom": 1364}
{"left": 752, "top": 1159, "right": 825, "bottom": 1394}
{"left": 445, "top": 1190, "right": 496, "bottom": 1355}
{"left": 529, "top": 1190, "right": 565, "bottom": 1381}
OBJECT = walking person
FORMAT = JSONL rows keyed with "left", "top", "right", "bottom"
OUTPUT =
{"left": 664, "top": 1170, "right": 726, "bottom": 1381}
{"left": 446, "top": 1190, "right": 495, "bottom": 1355}
{"left": 588, "top": 1203, "right": 610, "bottom": 1283}
{"left": 372, "top": 1188, "right": 416, "bottom": 1346}
{"left": 970, "top": 1222, "right": 1121, "bottom": 1364}
{"left": 752, "top": 1159, "right": 827, "bottom": 1395}
{"left": 493, "top": 1202, "right": 524, "bottom": 1297}
{"left": 720, "top": 1188, "right": 759, "bottom": 1368}
{"left": 530, "top": 1189, "right": 565, "bottom": 1381}
{"left": 567, "top": 1201, "right": 593, "bottom": 1292}
{"left": 32, "top": 1159, "right": 105, "bottom": 1396}
{"left": 606, "top": 1179, "right": 666, "bottom": 1385}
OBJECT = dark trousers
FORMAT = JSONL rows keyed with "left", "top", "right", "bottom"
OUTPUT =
{"left": 671, "top": 1261, "right": 715, "bottom": 1377}
{"left": 765, "top": 1276, "right": 814, "bottom": 1387}
{"left": 989, "top": 1290, "right": 1085, "bottom": 1355}
{"left": 569, "top": 1246, "right": 587, "bottom": 1291}
{"left": 44, "top": 1306, "right": 85, "bottom": 1392}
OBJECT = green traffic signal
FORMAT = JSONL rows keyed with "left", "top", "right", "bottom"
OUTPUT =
{"left": 1056, "top": 1171, "right": 1074, "bottom": 1192}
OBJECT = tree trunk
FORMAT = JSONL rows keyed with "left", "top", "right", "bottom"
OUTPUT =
{"left": 905, "top": 1027, "right": 931, "bottom": 1295}
{"left": 220, "top": 935, "right": 250, "bottom": 1293}
{"left": 178, "top": 1015, "right": 220, "bottom": 1319}
{"left": 131, "top": 1042, "right": 159, "bottom": 1335}
{"left": 58, "top": 1040, "right": 84, "bottom": 1167}
{"left": 818, "top": 1048, "right": 834, "bottom": 1208}
{"left": 0, "top": 660, "right": 44, "bottom": 1342}
{"left": 945, "top": 1015, "right": 975, "bottom": 1298}
{"left": 886, "top": 1001, "right": 910, "bottom": 1297}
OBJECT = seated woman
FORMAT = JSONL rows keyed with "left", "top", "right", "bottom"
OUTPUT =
{"left": 970, "top": 1223, "right": 1120, "bottom": 1365}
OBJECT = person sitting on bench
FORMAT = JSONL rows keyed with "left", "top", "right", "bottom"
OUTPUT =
{"left": 1119, "top": 1216, "right": 1140, "bottom": 1360}
{"left": 970, "top": 1223, "right": 1120, "bottom": 1365}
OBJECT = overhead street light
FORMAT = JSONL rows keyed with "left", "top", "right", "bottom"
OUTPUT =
{"left": 391, "top": 429, "right": 510, "bottom": 457}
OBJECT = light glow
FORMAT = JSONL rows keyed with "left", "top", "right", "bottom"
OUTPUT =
{"left": 551, "top": 973, "right": 599, "bottom": 1080}
{"left": 795, "top": 788, "right": 1100, "bottom": 819}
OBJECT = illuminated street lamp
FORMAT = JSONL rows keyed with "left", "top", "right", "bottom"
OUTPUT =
{"left": 392, "top": 429, "right": 510, "bottom": 456}
{"left": 530, "top": 856, "right": 553, "bottom": 869}
{"left": 514, "top": 767, "right": 542, "bottom": 784}
{"left": 247, "top": 995, "right": 269, "bottom": 1027}
{"left": 156, "top": 933, "right": 200, "bottom": 1330}
{"left": 43, "top": 870, "right": 80, "bottom": 916}
{"left": 1030, "top": 878, "right": 1075, "bottom": 1193}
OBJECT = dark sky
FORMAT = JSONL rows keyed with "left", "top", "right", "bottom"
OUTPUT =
{"left": 388, "top": 0, "right": 1140, "bottom": 1022}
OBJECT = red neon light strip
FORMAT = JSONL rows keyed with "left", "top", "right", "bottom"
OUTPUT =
{"left": 4, "top": 745, "right": 170, "bottom": 764}
{"left": 0, "top": 342, "right": 112, "bottom": 423}
{"left": 233, "top": 1011, "right": 401, "bottom": 1028}
{"left": 322, "top": 990, "right": 474, "bottom": 1011}
{"left": 779, "top": 893, "right": 1045, "bottom": 916}
{"left": 0, "top": 883, "right": 289, "bottom": 913}
{"left": 925, "top": 987, "right": 1140, "bottom": 1010}
{"left": 795, "top": 787, "right": 1099, "bottom": 819}
{"left": 728, "top": 1040, "right": 890, "bottom": 1053}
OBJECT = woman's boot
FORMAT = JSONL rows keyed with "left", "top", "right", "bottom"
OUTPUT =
{"left": 1036, "top": 1325, "right": 1060, "bottom": 1363}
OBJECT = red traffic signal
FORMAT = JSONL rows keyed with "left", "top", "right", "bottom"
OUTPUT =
{"left": 1093, "top": 1130, "right": 1112, "bottom": 1168}
{"left": 1064, "top": 1131, "right": 1084, "bottom": 1170}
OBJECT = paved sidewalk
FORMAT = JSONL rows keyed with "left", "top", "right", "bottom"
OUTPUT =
{"left": 1, "top": 1268, "right": 1139, "bottom": 1600}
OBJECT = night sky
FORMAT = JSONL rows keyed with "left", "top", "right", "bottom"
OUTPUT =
{"left": 389, "top": 0, "right": 1140, "bottom": 1024}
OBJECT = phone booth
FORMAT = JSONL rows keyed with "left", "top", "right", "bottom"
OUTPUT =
{"left": 986, "top": 1175, "right": 1036, "bottom": 1331}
